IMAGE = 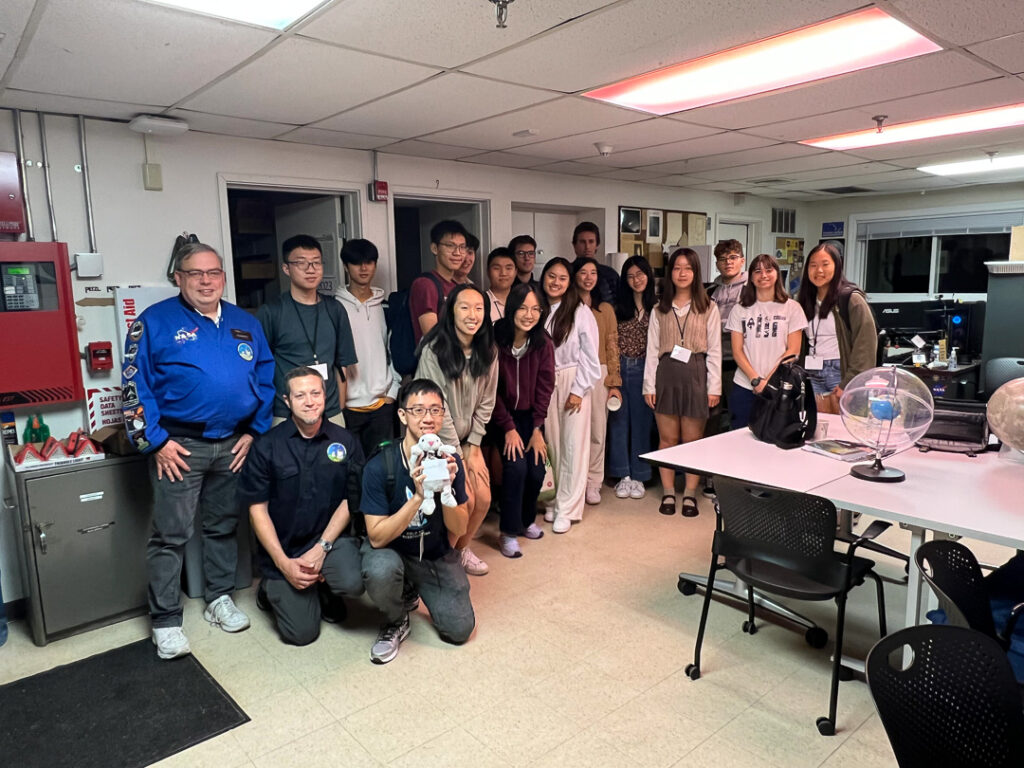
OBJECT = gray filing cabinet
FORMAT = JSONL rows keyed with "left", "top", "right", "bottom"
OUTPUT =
{"left": 6, "top": 456, "right": 152, "bottom": 645}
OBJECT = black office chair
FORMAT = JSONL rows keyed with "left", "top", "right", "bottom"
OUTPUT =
{"left": 683, "top": 477, "right": 890, "bottom": 735}
{"left": 984, "top": 356, "right": 1024, "bottom": 397}
{"left": 866, "top": 625, "right": 1024, "bottom": 768}
{"left": 915, "top": 540, "right": 1024, "bottom": 656}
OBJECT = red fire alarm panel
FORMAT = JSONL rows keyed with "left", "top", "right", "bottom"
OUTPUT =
{"left": 368, "top": 180, "right": 389, "bottom": 203}
{"left": 87, "top": 341, "right": 114, "bottom": 371}
{"left": 0, "top": 151, "right": 26, "bottom": 234}
{"left": 0, "top": 242, "right": 85, "bottom": 407}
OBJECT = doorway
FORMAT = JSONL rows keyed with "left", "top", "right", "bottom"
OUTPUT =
{"left": 510, "top": 203, "right": 605, "bottom": 279}
{"left": 717, "top": 221, "right": 750, "bottom": 260}
{"left": 393, "top": 197, "right": 488, "bottom": 290}
{"left": 226, "top": 188, "right": 357, "bottom": 310}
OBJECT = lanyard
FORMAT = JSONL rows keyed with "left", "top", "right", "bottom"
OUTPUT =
{"left": 810, "top": 304, "right": 826, "bottom": 354}
{"left": 672, "top": 303, "right": 691, "bottom": 345}
{"left": 290, "top": 294, "right": 321, "bottom": 364}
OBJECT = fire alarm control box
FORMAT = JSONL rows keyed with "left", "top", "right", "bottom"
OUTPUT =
{"left": 0, "top": 242, "right": 85, "bottom": 407}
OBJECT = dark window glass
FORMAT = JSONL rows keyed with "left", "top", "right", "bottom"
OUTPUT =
{"left": 864, "top": 237, "right": 931, "bottom": 293}
{"left": 937, "top": 233, "right": 1009, "bottom": 294}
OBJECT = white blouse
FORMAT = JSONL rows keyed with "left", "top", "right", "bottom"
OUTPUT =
{"left": 546, "top": 301, "right": 602, "bottom": 397}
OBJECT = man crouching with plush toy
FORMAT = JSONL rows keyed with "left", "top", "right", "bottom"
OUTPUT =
{"left": 359, "top": 378, "right": 475, "bottom": 663}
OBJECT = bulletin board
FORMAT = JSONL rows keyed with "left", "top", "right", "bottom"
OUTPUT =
{"left": 619, "top": 206, "right": 707, "bottom": 271}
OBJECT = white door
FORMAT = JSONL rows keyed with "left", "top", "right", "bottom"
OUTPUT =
{"left": 717, "top": 221, "right": 750, "bottom": 259}
{"left": 275, "top": 197, "right": 345, "bottom": 294}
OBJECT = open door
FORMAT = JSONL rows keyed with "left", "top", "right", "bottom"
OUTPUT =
{"left": 275, "top": 197, "right": 347, "bottom": 294}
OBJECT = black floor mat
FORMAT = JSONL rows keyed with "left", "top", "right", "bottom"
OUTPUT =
{"left": 0, "top": 638, "right": 248, "bottom": 768}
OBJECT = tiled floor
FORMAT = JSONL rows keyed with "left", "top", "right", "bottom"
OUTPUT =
{"left": 1, "top": 490, "right": 1013, "bottom": 767}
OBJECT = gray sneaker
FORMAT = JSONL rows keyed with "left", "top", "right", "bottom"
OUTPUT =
{"left": 203, "top": 595, "right": 250, "bottom": 633}
{"left": 370, "top": 614, "right": 410, "bottom": 664}
{"left": 152, "top": 626, "right": 191, "bottom": 660}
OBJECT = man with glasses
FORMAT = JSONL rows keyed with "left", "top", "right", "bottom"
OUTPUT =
{"left": 257, "top": 234, "right": 357, "bottom": 427}
{"left": 360, "top": 379, "right": 474, "bottom": 663}
{"left": 409, "top": 220, "right": 468, "bottom": 345}
{"left": 123, "top": 242, "right": 275, "bottom": 660}
{"left": 508, "top": 234, "right": 539, "bottom": 287}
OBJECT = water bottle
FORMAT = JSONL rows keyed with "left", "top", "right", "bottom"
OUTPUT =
{"left": 949, "top": 347, "right": 958, "bottom": 369}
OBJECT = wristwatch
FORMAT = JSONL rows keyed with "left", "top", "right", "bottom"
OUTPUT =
{"left": 318, "top": 538, "right": 333, "bottom": 553}
{"left": 750, "top": 377, "right": 762, "bottom": 388}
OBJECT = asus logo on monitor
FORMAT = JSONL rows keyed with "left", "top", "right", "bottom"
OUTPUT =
{"left": 881, "top": 308, "right": 900, "bottom": 314}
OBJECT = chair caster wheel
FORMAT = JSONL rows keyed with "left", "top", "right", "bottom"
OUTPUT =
{"left": 678, "top": 578, "right": 698, "bottom": 596}
{"left": 685, "top": 663, "right": 700, "bottom": 680}
{"left": 805, "top": 627, "right": 828, "bottom": 649}
{"left": 838, "top": 665, "right": 855, "bottom": 682}
{"left": 742, "top": 620, "right": 758, "bottom": 635}
{"left": 816, "top": 717, "right": 835, "bottom": 736}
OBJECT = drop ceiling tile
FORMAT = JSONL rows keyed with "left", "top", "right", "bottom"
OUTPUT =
{"left": 968, "top": 33, "right": 1024, "bottom": 75}
{"left": 166, "top": 109, "right": 296, "bottom": 139}
{"left": 855, "top": 175, "right": 962, "bottom": 192}
{"left": 460, "top": 151, "right": 552, "bottom": 169}
{"left": 593, "top": 168, "right": 676, "bottom": 181}
{"left": 676, "top": 51, "right": 997, "bottom": 130}
{"left": 422, "top": 97, "right": 644, "bottom": 151}
{"left": 882, "top": 139, "right": 1024, "bottom": 169}
{"left": 0, "top": 88, "right": 161, "bottom": 120}
{"left": 503, "top": 118, "right": 718, "bottom": 160}
{"left": 580, "top": 132, "right": 776, "bottom": 168}
{"left": 687, "top": 180, "right": 760, "bottom": 193}
{"left": 646, "top": 174, "right": 720, "bottom": 187}
{"left": 298, "top": 0, "right": 611, "bottom": 68}
{"left": 380, "top": 140, "right": 478, "bottom": 160}
{"left": 312, "top": 73, "right": 553, "bottom": 139}
{"left": 633, "top": 143, "right": 825, "bottom": 176}
{"left": 745, "top": 109, "right": 876, "bottom": 142}
{"left": 465, "top": 0, "right": 861, "bottom": 92}
{"left": 9, "top": 0, "right": 275, "bottom": 104}
{"left": 276, "top": 127, "right": 395, "bottom": 150}
{"left": 890, "top": 0, "right": 1024, "bottom": 46}
{"left": 769, "top": 161, "right": 907, "bottom": 183}
{"left": 529, "top": 161, "right": 609, "bottom": 176}
{"left": 644, "top": 148, "right": 863, "bottom": 178}
{"left": 0, "top": 0, "right": 35, "bottom": 76}
{"left": 182, "top": 37, "right": 438, "bottom": 124}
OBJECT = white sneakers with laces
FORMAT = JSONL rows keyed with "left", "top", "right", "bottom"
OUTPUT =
{"left": 203, "top": 595, "right": 250, "bottom": 633}
{"left": 615, "top": 477, "right": 633, "bottom": 499}
{"left": 460, "top": 547, "right": 489, "bottom": 576}
{"left": 152, "top": 626, "right": 191, "bottom": 660}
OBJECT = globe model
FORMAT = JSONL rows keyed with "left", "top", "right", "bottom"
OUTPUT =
{"left": 987, "top": 378, "right": 1024, "bottom": 452}
{"left": 839, "top": 367, "right": 935, "bottom": 482}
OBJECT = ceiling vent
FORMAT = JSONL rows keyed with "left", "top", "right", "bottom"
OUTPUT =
{"left": 817, "top": 185, "right": 873, "bottom": 194}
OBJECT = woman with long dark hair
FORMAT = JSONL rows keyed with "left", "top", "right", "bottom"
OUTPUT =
{"left": 540, "top": 258, "right": 601, "bottom": 534}
{"left": 796, "top": 241, "right": 877, "bottom": 413}
{"left": 608, "top": 255, "right": 656, "bottom": 500}
{"left": 573, "top": 256, "right": 621, "bottom": 506}
{"left": 725, "top": 252, "right": 807, "bottom": 430}
{"left": 643, "top": 248, "right": 721, "bottom": 517}
{"left": 415, "top": 283, "right": 498, "bottom": 576}
{"left": 490, "top": 283, "right": 555, "bottom": 557}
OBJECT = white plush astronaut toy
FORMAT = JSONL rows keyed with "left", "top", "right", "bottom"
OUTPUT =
{"left": 408, "top": 433, "right": 458, "bottom": 516}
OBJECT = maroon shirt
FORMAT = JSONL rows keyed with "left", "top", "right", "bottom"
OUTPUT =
{"left": 491, "top": 334, "right": 556, "bottom": 433}
{"left": 409, "top": 271, "right": 457, "bottom": 345}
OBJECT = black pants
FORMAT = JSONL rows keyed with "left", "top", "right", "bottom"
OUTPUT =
{"left": 343, "top": 402, "right": 397, "bottom": 459}
{"left": 498, "top": 409, "right": 546, "bottom": 536}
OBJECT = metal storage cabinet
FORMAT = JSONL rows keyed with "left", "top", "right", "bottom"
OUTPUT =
{"left": 9, "top": 456, "right": 151, "bottom": 645}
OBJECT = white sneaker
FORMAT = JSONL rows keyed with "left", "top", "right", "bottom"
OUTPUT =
{"left": 543, "top": 508, "right": 555, "bottom": 523}
{"left": 615, "top": 477, "right": 633, "bottom": 499}
{"left": 552, "top": 516, "right": 572, "bottom": 534}
{"left": 585, "top": 484, "right": 601, "bottom": 505}
{"left": 629, "top": 479, "right": 646, "bottom": 500}
{"left": 152, "top": 626, "right": 191, "bottom": 660}
{"left": 203, "top": 595, "right": 250, "bottom": 633}
{"left": 460, "top": 547, "right": 489, "bottom": 576}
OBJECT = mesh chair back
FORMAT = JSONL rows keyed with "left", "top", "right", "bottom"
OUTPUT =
{"left": 866, "top": 625, "right": 1024, "bottom": 767}
{"left": 714, "top": 477, "right": 840, "bottom": 581}
{"left": 985, "top": 357, "right": 1024, "bottom": 394}
{"left": 915, "top": 540, "right": 998, "bottom": 638}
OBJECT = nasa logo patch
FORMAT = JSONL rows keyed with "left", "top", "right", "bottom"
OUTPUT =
{"left": 237, "top": 342, "right": 254, "bottom": 361}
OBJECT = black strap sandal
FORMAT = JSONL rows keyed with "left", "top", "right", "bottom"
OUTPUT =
{"left": 659, "top": 495, "right": 676, "bottom": 516}
{"left": 681, "top": 496, "right": 699, "bottom": 518}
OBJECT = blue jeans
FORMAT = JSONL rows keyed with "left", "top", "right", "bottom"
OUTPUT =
{"left": 808, "top": 358, "right": 842, "bottom": 396}
{"left": 730, "top": 383, "right": 757, "bottom": 430}
{"left": 607, "top": 356, "right": 653, "bottom": 482}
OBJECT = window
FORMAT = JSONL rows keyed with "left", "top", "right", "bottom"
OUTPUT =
{"left": 937, "top": 233, "right": 1009, "bottom": 294}
{"left": 864, "top": 237, "right": 931, "bottom": 293}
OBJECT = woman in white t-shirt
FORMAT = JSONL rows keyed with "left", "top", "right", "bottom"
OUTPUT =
{"left": 725, "top": 253, "right": 807, "bottom": 429}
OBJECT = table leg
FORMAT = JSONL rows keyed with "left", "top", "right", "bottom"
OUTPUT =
{"left": 903, "top": 524, "right": 927, "bottom": 628}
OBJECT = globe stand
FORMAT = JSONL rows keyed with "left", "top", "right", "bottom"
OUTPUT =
{"left": 851, "top": 455, "right": 905, "bottom": 483}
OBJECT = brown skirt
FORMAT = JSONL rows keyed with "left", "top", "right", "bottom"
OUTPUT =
{"left": 655, "top": 353, "right": 708, "bottom": 419}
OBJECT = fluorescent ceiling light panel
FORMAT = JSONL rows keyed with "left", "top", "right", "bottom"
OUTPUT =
{"left": 919, "top": 153, "right": 1024, "bottom": 176}
{"left": 802, "top": 103, "right": 1024, "bottom": 150}
{"left": 146, "top": 0, "right": 328, "bottom": 29}
{"left": 582, "top": 8, "right": 939, "bottom": 115}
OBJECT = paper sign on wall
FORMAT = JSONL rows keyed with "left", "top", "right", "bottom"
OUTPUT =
{"left": 87, "top": 387, "right": 123, "bottom": 432}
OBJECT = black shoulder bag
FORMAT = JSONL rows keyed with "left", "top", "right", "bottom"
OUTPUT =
{"left": 749, "top": 356, "right": 818, "bottom": 450}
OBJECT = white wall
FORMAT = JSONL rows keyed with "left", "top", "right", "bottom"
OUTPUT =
{"left": 0, "top": 109, "right": 813, "bottom": 602}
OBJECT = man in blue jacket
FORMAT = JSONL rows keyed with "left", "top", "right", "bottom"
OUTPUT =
{"left": 123, "top": 242, "right": 275, "bottom": 660}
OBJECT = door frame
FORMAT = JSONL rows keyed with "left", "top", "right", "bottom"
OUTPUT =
{"left": 714, "top": 214, "right": 765, "bottom": 262}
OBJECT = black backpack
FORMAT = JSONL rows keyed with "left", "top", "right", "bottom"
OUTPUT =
{"left": 385, "top": 272, "right": 445, "bottom": 376}
{"left": 749, "top": 356, "right": 817, "bottom": 450}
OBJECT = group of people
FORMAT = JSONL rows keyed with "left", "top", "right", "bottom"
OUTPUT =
{"left": 123, "top": 220, "right": 876, "bottom": 665}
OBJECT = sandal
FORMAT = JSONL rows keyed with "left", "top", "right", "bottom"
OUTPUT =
{"left": 659, "top": 495, "right": 676, "bottom": 516}
{"left": 681, "top": 496, "right": 699, "bottom": 518}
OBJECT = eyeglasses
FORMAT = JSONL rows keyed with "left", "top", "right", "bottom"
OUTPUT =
{"left": 401, "top": 405, "right": 445, "bottom": 417}
{"left": 440, "top": 242, "right": 468, "bottom": 253}
{"left": 514, "top": 250, "right": 537, "bottom": 258}
{"left": 515, "top": 305, "right": 542, "bottom": 315}
{"left": 177, "top": 268, "right": 224, "bottom": 280}
{"left": 626, "top": 272, "right": 647, "bottom": 281}
{"left": 716, "top": 255, "right": 743, "bottom": 264}
{"left": 287, "top": 260, "right": 323, "bottom": 271}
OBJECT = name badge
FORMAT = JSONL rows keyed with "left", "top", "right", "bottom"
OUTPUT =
{"left": 804, "top": 355, "right": 824, "bottom": 371}
{"left": 670, "top": 345, "right": 692, "bottom": 364}
{"left": 311, "top": 362, "right": 329, "bottom": 381}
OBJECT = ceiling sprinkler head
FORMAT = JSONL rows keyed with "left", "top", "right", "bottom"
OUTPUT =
{"left": 872, "top": 115, "right": 888, "bottom": 133}
{"left": 595, "top": 142, "right": 613, "bottom": 157}
{"left": 489, "top": 0, "right": 515, "bottom": 28}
